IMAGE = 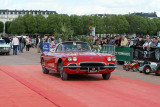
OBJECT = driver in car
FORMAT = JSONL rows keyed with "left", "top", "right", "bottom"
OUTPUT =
{"left": 77, "top": 44, "right": 82, "bottom": 50}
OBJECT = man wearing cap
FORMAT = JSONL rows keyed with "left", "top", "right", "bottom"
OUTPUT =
{"left": 136, "top": 35, "right": 145, "bottom": 47}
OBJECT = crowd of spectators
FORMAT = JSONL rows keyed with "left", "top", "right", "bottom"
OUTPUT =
{"left": 93, "top": 34, "right": 160, "bottom": 49}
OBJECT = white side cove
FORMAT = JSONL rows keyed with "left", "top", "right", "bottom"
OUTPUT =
{"left": 150, "top": 62, "right": 157, "bottom": 66}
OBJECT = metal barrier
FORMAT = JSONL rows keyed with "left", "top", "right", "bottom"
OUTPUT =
{"left": 100, "top": 45, "right": 133, "bottom": 62}
{"left": 100, "top": 45, "right": 115, "bottom": 55}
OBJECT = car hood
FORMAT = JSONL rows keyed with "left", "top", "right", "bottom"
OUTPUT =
{"left": 0, "top": 44, "right": 10, "bottom": 47}
{"left": 65, "top": 52, "right": 113, "bottom": 62}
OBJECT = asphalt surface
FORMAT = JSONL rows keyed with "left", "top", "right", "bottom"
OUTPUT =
{"left": 0, "top": 48, "right": 160, "bottom": 84}
{"left": 0, "top": 48, "right": 160, "bottom": 107}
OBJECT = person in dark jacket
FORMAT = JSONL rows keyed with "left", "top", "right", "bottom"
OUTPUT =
{"left": 115, "top": 35, "right": 121, "bottom": 46}
{"left": 19, "top": 35, "right": 25, "bottom": 53}
{"left": 40, "top": 38, "right": 45, "bottom": 53}
{"left": 136, "top": 35, "right": 145, "bottom": 47}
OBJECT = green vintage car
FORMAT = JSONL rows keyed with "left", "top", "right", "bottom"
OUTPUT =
{"left": 139, "top": 62, "right": 160, "bottom": 76}
{"left": 0, "top": 38, "right": 11, "bottom": 55}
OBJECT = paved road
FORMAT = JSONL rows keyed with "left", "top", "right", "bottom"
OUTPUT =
{"left": 0, "top": 48, "right": 160, "bottom": 107}
{"left": 0, "top": 48, "right": 160, "bottom": 84}
{"left": 0, "top": 65, "right": 160, "bottom": 107}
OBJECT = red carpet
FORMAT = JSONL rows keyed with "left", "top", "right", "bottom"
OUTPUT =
{"left": 0, "top": 65, "right": 160, "bottom": 107}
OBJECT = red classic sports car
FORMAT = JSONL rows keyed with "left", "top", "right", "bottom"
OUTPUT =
{"left": 40, "top": 41, "right": 117, "bottom": 80}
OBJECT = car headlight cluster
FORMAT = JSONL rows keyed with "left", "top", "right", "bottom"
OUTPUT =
{"left": 107, "top": 57, "right": 116, "bottom": 61}
{"left": 3, "top": 47, "right": 8, "bottom": 50}
{"left": 112, "top": 57, "right": 116, "bottom": 61}
{"left": 68, "top": 57, "right": 77, "bottom": 61}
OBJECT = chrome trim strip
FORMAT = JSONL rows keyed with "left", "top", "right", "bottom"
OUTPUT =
{"left": 67, "top": 63, "right": 77, "bottom": 66}
{"left": 64, "top": 66, "right": 81, "bottom": 68}
{"left": 63, "top": 66, "right": 117, "bottom": 68}
{"left": 79, "top": 62, "right": 106, "bottom": 65}
{"left": 45, "top": 67, "right": 57, "bottom": 71}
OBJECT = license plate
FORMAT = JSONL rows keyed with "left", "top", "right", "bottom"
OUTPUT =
{"left": 89, "top": 68, "right": 98, "bottom": 72}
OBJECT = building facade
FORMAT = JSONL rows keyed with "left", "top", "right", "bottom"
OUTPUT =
{"left": 0, "top": 9, "right": 57, "bottom": 34}
{"left": 130, "top": 12, "right": 158, "bottom": 19}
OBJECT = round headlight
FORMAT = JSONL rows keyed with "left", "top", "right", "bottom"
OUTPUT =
{"left": 73, "top": 57, "right": 77, "bottom": 61}
{"left": 107, "top": 57, "right": 111, "bottom": 61}
{"left": 112, "top": 57, "right": 116, "bottom": 61}
{"left": 68, "top": 57, "right": 72, "bottom": 61}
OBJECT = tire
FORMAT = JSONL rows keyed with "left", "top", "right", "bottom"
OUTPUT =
{"left": 41, "top": 59, "right": 49, "bottom": 74}
{"left": 58, "top": 62, "right": 68, "bottom": 80}
{"left": 102, "top": 73, "right": 111, "bottom": 80}
{"left": 155, "top": 66, "right": 160, "bottom": 76}
{"left": 126, "top": 66, "right": 130, "bottom": 71}
{"left": 139, "top": 71, "right": 143, "bottom": 73}
{"left": 133, "top": 67, "right": 138, "bottom": 72}
{"left": 123, "top": 66, "right": 126, "bottom": 70}
{"left": 143, "top": 65, "right": 151, "bottom": 74}
{"left": 6, "top": 52, "right": 10, "bottom": 55}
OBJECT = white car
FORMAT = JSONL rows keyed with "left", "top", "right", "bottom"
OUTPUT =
{"left": 0, "top": 38, "right": 11, "bottom": 55}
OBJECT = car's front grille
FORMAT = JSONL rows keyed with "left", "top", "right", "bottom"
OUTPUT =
{"left": 80, "top": 62, "right": 106, "bottom": 71}
{"left": 0, "top": 47, "right": 4, "bottom": 51}
{"left": 68, "top": 63, "right": 77, "bottom": 70}
{"left": 108, "top": 63, "right": 115, "bottom": 70}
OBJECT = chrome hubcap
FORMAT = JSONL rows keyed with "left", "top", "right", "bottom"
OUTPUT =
{"left": 146, "top": 69, "right": 150, "bottom": 73}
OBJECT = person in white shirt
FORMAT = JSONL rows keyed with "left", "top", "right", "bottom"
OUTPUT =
{"left": 143, "top": 36, "right": 152, "bottom": 50}
{"left": 12, "top": 36, "right": 19, "bottom": 55}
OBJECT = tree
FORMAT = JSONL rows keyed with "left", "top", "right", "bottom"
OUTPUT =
{"left": 125, "top": 15, "right": 148, "bottom": 34}
{"left": 5, "top": 21, "right": 11, "bottom": 34}
{"left": 81, "top": 15, "right": 94, "bottom": 35}
{"left": 70, "top": 15, "right": 83, "bottom": 35}
{"left": 8, "top": 16, "right": 25, "bottom": 34}
{"left": 35, "top": 15, "right": 48, "bottom": 34}
{"left": 145, "top": 18, "right": 157, "bottom": 35}
{"left": 103, "top": 15, "right": 118, "bottom": 34}
{"left": 23, "top": 14, "right": 37, "bottom": 34}
{"left": 115, "top": 15, "right": 129, "bottom": 34}
{"left": 0, "top": 21, "right": 4, "bottom": 33}
{"left": 93, "top": 16, "right": 106, "bottom": 34}
{"left": 47, "top": 14, "right": 62, "bottom": 34}
{"left": 61, "top": 14, "right": 71, "bottom": 28}
{"left": 153, "top": 18, "right": 160, "bottom": 33}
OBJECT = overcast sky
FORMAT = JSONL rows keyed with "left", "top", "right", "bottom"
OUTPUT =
{"left": 0, "top": 0, "right": 160, "bottom": 16}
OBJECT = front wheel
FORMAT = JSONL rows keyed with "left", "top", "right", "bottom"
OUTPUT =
{"left": 143, "top": 65, "right": 151, "bottom": 74}
{"left": 133, "top": 67, "right": 138, "bottom": 72}
{"left": 58, "top": 62, "right": 68, "bottom": 80}
{"left": 102, "top": 73, "right": 111, "bottom": 80}
{"left": 155, "top": 66, "right": 160, "bottom": 76}
{"left": 41, "top": 60, "right": 49, "bottom": 74}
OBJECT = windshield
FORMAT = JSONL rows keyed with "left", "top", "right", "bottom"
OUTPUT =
{"left": 0, "top": 40, "right": 6, "bottom": 44}
{"left": 60, "top": 42, "right": 91, "bottom": 52}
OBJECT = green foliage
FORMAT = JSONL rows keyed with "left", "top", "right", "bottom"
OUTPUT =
{"left": 7, "top": 13, "right": 160, "bottom": 36}
{"left": 23, "top": 14, "right": 37, "bottom": 34}
{"left": 70, "top": 15, "right": 83, "bottom": 35}
{"left": 81, "top": 15, "right": 94, "bottom": 35}
{"left": 5, "top": 21, "right": 11, "bottom": 34}
{"left": 145, "top": 18, "right": 157, "bottom": 35}
{"left": 93, "top": 16, "right": 106, "bottom": 34}
{"left": 35, "top": 15, "right": 48, "bottom": 34}
{"left": 47, "top": 14, "right": 62, "bottom": 34}
{"left": 9, "top": 16, "right": 25, "bottom": 34}
{"left": 61, "top": 24, "right": 74, "bottom": 41}
{"left": 0, "top": 21, "right": 4, "bottom": 33}
{"left": 153, "top": 18, "right": 160, "bottom": 33}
